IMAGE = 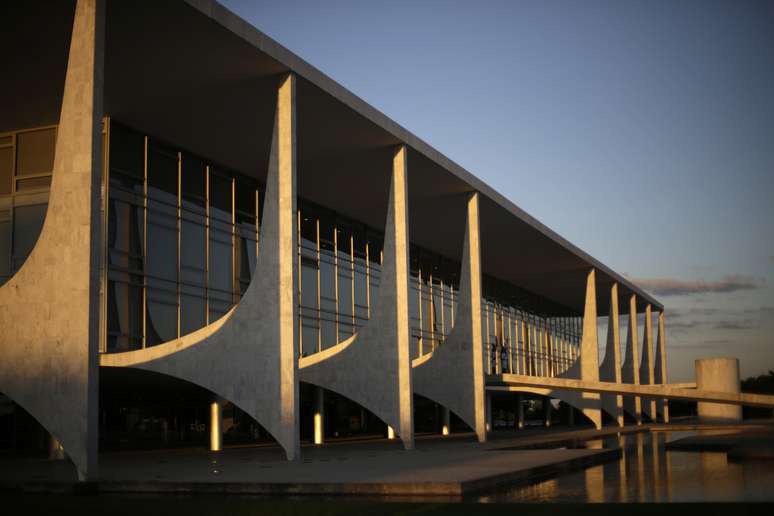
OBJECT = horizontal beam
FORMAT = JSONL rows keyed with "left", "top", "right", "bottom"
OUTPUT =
{"left": 489, "top": 374, "right": 774, "bottom": 409}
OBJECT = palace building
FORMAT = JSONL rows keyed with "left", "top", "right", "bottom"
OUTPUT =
{"left": 1, "top": 0, "right": 679, "bottom": 481}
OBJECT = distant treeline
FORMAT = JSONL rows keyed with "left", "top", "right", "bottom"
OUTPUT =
{"left": 741, "top": 370, "right": 774, "bottom": 394}
{"left": 741, "top": 371, "right": 774, "bottom": 419}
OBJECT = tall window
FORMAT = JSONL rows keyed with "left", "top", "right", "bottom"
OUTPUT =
{"left": 295, "top": 201, "right": 384, "bottom": 356}
{"left": 409, "top": 246, "right": 460, "bottom": 358}
{"left": 481, "top": 275, "right": 581, "bottom": 377}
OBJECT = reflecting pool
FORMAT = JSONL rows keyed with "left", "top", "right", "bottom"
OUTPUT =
{"left": 478, "top": 431, "right": 774, "bottom": 503}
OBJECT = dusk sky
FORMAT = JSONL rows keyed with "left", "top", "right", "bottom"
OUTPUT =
{"left": 220, "top": 0, "right": 774, "bottom": 382}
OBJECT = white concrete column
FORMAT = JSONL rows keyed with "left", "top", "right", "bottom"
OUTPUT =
{"left": 600, "top": 283, "right": 624, "bottom": 427}
{"left": 654, "top": 311, "right": 670, "bottom": 423}
{"left": 313, "top": 387, "right": 324, "bottom": 445}
{"left": 578, "top": 269, "right": 602, "bottom": 429}
{"left": 0, "top": 0, "right": 104, "bottom": 481}
{"left": 441, "top": 407, "right": 450, "bottom": 436}
{"left": 391, "top": 145, "right": 414, "bottom": 450}
{"left": 210, "top": 401, "right": 222, "bottom": 452}
{"left": 516, "top": 393, "right": 524, "bottom": 430}
{"left": 640, "top": 304, "right": 657, "bottom": 421}
{"left": 519, "top": 320, "right": 527, "bottom": 375}
{"left": 273, "top": 72, "right": 300, "bottom": 460}
{"left": 387, "top": 426, "right": 396, "bottom": 440}
{"left": 622, "top": 294, "right": 642, "bottom": 425}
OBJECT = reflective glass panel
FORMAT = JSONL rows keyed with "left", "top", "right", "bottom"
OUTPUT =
{"left": 16, "top": 128, "right": 55, "bottom": 176}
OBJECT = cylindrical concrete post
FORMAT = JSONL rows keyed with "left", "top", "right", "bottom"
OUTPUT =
{"left": 441, "top": 407, "right": 450, "bottom": 436}
{"left": 387, "top": 426, "right": 396, "bottom": 439}
{"left": 313, "top": 387, "right": 324, "bottom": 445}
{"left": 210, "top": 401, "right": 223, "bottom": 451}
{"left": 516, "top": 394, "right": 524, "bottom": 430}
{"left": 696, "top": 358, "right": 742, "bottom": 423}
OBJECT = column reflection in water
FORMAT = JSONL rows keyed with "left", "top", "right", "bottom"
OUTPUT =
{"left": 651, "top": 431, "right": 662, "bottom": 501}
{"left": 618, "top": 434, "right": 628, "bottom": 502}
{"left": 584, "top": 439, "right": 605, "bottom": 502}
{"left": 664, "top": 438, "right": 673, "bottom": 502}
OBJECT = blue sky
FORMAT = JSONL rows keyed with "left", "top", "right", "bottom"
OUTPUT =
{"left": 220, "top": 0, "right": 774, "bottom": 382}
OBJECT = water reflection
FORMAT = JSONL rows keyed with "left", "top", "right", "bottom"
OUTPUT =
{"left": 480, "top": 430, "right": 774, "bottom": 503}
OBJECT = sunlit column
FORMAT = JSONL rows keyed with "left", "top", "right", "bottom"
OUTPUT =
{"left": 640, "top": 304, "right": 656, "bottom": 420}
{"left": 655, "top": 310, "right": 670, "bottom": 423}
{"left": 391, "top": 145, "right": 414, "bottom": 449}
{"left": 519, "top": 320, "right": 526, "bottom": 375}
{"left": 441, "top": 407, "right": 450, "bottom": 436}
{"left": 387, "top": 426, "right": 396, "bottom": 440}
{"left": 579, "top": 268, "right": 601, "bottom": 429}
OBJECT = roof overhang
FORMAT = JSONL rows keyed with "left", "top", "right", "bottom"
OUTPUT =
{"left": 1, "top": 0, "right": 663, "bottom": 316}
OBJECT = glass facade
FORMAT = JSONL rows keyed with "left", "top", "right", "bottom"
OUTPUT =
{"left": 481, "top": 276, "right": 581, "bottom": 377}
{"left": 296, "top": 201, "right": 384, "bottom": 356}
{"left": 105, "top": 122, "right": 261, "bottom": 352}
{"left": 409, "top": 247, "right": 459, "bottom": 358}
{"left": 2, "top": 119, "right": 582, "bottom": 376}
{"left": 0, "top": 126, "right": 56, "bottom": 287}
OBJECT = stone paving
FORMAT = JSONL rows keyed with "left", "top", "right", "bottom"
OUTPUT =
{"left": 1, "top": 428, "right": 624, "bottom": 495}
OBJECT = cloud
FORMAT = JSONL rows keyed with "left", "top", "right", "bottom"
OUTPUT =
{"left": 630, "top": 274, "right": 761, "bottom": 297}
{"left": 713, "top": 319, "right": 757, "bottom": 331}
